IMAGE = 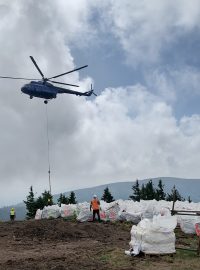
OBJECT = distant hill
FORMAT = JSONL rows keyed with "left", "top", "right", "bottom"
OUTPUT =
{"left": 1, "top": 177, "right": 200, "bottom": 221}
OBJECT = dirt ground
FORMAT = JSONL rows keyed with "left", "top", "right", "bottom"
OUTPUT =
{"left": 0, "top": 219, "right": 199, "bottom": 270}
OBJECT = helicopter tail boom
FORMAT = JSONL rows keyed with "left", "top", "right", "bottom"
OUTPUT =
{"left": 57, "top": 87, "right": 97, "bottom": 97}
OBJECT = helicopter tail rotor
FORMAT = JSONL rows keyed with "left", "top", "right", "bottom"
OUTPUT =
{"left": 83, "top": 84, "right": 97, "bottom": 96}
{"left": 90, "top": 84, "right": 97, "bottom": 96}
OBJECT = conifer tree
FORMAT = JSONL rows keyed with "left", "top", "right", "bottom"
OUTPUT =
{"left": 166, "top": 185, "right": 184, "bottom": 201}
{"left": 24, "top": 186, "right": 37, "bottom": 219}
{"left": 188, "top": 196, "right": 192, "bottom": 203}
{"left": 145, "top": 180, "right": 156, "bottom": 200}
{"left": 41, "top": 190, "right": 53, "bottom": 206}
{"left": 129, "top": 180, "right": 140, "bottom": 201}
{"left": 35, "top": 196, "right": 45, "bottom": 210}
{"left": 57, "top": 193, "right": 69, "bottom": 206}
{"left": 68, "top": 191, "right": 77, "bottom": 204}
{"left": 101, "top": 187, "right": 115, "bottom": 203}
{"left": 35, "top": 190, "right": 53, "bottom": 209}
{"left": 140, "top": 183, "right": 146, "bottom": 200}
{"left": 156, "top": 179, "right": 166, "bottom": 200}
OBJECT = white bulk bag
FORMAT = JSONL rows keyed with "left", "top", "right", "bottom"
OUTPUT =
{"left": 60, "top": 204, "right": 77, "bottom": 218}
{"left": 35, "top": 209, "right": 42, "bottom": 220}
{"left": 41, "top": 205, "right": 61, "bottom": 219}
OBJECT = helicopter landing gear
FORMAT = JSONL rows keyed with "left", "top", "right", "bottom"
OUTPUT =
{"left": 30, "top": 96, "right": 33, "bottom": 99}
{"left": 44, "top": 100, "right": 48, "bottom": 104}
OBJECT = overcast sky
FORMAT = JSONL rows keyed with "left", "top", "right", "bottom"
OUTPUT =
{"left": 1, "top": 0, "right": 200, "bottom": 206}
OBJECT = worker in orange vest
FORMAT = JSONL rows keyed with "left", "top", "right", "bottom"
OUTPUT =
{"left": 90, "top": 195, "right": 101, "bottom": 222}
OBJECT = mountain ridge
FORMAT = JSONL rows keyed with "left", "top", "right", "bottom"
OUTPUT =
{"left": 0, "top": 177, "right": 200, "bottom": 221}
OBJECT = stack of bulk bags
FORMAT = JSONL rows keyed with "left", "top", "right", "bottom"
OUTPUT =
{"left": 179, "top": 216, "right": 200, "bottom": 234}
{"left": 60, "top": 204, "right": 77, "bottom": 219}
{"left": 104, "top": 202, "right": 120, "bottom": 221}
{"left": 41, "top": 205, "right": 61, "bottom": 219}
{"left": 118, "top": 200, "right": 142, "bottom": 223}
{"left": 119, "top": 211, "right": 142, "bottom": 223}
{"left": 141, "top": 200, "right": 170, "bottom": 220}
{"left": 77, "top": 202, "right": 93, "bottom": 222}
{"left": 99, "top": 201, "right": 121, "bottom": 221}
{"left": 126, "top": 215, "right": 177, "bottom": 255}
{"left": 141, "top": 201, "right": 155, "bottom": 219}
{"left": 76, "top": 201, "right": 120, "bottom": 222}
{"left": 33, "top": 199, "right": 200, "bottom": 224}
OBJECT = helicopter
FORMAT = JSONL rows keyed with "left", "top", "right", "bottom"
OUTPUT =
{"left": 0, "top": 56, "right": 96, "bottom": 104}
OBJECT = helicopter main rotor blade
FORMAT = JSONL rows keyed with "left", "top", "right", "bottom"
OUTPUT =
{"left": 47, "top": 65, "right": 88, "bottom": 80}
{"left": 50, "top": 80, "right": 79, "bottom": 87}
{"left": 30, "top": 56, "right": 45, "bottom": 79}
{"left": 0, "top": 76, "right": 39, "bottom": 80}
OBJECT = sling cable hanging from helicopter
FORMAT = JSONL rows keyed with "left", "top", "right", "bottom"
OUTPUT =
{"left": 45, "top": 103, "right": 52, "bottom": 194}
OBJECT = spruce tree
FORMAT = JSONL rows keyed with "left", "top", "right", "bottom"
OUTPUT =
{"left": 35, "top": 190, "right": 53, "bottom": 210}
{"left": 101, "top": 187, "right": 115, "bottom": 203}
{"left": 140, "top": 184, "right": 147, "bottom": 200}
{"left": 35, "top": 196, "right": 45, "bottom": 210}
{"left": 145, "top": 180, "right": 156, "bottom": 200}
{"left": 41, "top": 190, "right": 53, "bottom": 206}
{"left": 24, "top": 186, "right": 37, "bottom": 219}
{"left": 57, "top": 193, "right": 69, "bottom": 206}
{"left": 156, "top": 179, "right": 166, "bottom": 200}
{"left": 129, "top": 180, "right": 140, "bottom": 201}
{"left": 68, "top": 191, "right": 77, "bottom": 204}
{"left": 166, "top": 185, "right": 184, "bottom": 201}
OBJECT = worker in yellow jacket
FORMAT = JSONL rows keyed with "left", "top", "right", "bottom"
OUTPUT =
{"left": 10, "top": 208, "right": 15, "bottom": 221}
{"left": 90, "top": 195, "right": 101, "bottom": 222}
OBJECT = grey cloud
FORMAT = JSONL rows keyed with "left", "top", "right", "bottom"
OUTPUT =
{"left": 94, "top": 0, "right": 200, "bottom": 66}
{"left": 1, "top": 1, "right": 200, "bottom": 207}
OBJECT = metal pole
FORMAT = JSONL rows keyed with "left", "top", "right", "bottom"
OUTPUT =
{"left": 48, "top": 167, "right": 51, "bottom": 194}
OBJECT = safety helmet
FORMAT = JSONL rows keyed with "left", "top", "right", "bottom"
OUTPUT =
{"left": 93, "top": 194, "right": 97, "bottom": 198}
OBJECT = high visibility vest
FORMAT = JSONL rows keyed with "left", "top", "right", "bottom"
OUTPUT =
{"left": 10, "top": 209, "right": 15, "bottom": 216}
{"left": 91, "top": 199, "right": 100, "bottom": 210}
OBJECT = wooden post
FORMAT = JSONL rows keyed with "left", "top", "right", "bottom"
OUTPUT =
{"left": 171, "top": 186, "right": 176, "bottom": 216}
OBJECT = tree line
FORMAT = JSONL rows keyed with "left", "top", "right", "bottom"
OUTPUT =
{"left": 129, "top": 179, "right": 186, "bottom": 202}
{"left": 24, "top": 180, "right": 188, "bottom": 219}
{"left": 24, "top": 186, "right": 77, "bottom": 219}
{"left": 24, "top": 185, "right": 114, "bottom": 219}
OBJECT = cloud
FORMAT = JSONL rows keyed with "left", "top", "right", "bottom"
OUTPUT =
{"left": 0, "top": 1, "right": 200, "bottom": 207}
{"left": 97, "top": 0, "right": 200, "bottom": 66}
{"left": 39, "top": 86, "right": 200, "bottom": 196}
{"left": 0, "top": 0, "right": 94, "bottom": 205}
{"left": 2, "top": 77, "right": 200, "bottom": 206}
{"left": 144, "top": 66, "right": 200, "bottom": 103}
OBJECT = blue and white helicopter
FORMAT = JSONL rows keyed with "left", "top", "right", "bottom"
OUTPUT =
{"left": 0, "top": 56, "right": 96, "bottom": 104}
